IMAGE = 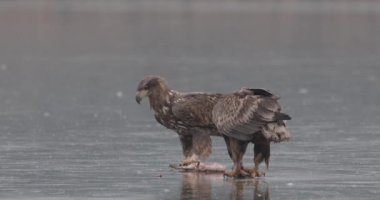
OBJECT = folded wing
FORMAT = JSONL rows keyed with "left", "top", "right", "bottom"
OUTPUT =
{"left": 212, "top": 88, "right": 291, "bottom": 142}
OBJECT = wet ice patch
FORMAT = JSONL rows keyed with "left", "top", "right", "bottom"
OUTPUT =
{"left": 116, "top": 91, "right": 124, "bottom": 98}
{"left": 287, "top": 182, "right": 294, "bottom": 186}
{"left": 345, "top": 137, "right": 357, "bottom": 141}
{"left": 368, "top": 75, "right": 377, "bottom": 82}
{"left": 1, "top": 64, "right": 7, "bottom": 71}
{"left": 298, "top": 88, "right": 309, "bottom": 94}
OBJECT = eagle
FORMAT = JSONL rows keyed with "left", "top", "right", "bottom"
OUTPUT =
{"left": 212, "top": 88, "right": 291, "bottom": 177}
{"left": 136, "top": 75, "right": 223, "bottom": 167}
{"left": 136, "top": 76, "right": 291, "bottom": 177}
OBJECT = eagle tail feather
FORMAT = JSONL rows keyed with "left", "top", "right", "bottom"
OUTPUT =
{"left": 275, "top": 112, "right": 291, "bottom": 120}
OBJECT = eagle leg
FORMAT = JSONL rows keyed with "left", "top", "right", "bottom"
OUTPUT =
{"left": 169, "top": 155, "right": 200, "bottom": 170}
{"left": 223, "top": 137, "right": 250, "bottom": 178}
{"left": 251, "top": 169, "right": 266, "bottom": 178}
{"left": 241, "top": 154, "right": 266, "bottom": 177}
{"left": 245, "top": 143, "right": 270, "bottom": 177}
{"left": 176, "top": 135, "right": 201, "bottom": 167}
{"left": 224, "top": 163, "right": 250, "bottom": 178}
{"left": 241, "top": 165, "right": 266, "bottom": 177}
{"left": 252, "top": 152, "right": 266, "bottom": 177}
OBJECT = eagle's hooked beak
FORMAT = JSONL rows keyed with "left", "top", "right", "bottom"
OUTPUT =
{"left": 135, "top": 90, "right": 148, "bottom": 104}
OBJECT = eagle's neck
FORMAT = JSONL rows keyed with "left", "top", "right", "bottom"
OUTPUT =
{"left": 148, "top": 84, "right": 175, "bottom": 114}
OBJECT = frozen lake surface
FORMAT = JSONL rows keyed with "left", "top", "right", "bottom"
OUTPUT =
{"left": 0, "top": 0, "right": 380, "bottom": 199}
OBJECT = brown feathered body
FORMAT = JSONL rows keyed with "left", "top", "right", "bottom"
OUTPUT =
{"left": 137, "top": 76, "right": 291, "bottom": 175}
{"left": 212, "top": 88, "right": 291, "bottom": 176}
{"left": 136, "top": 76, "right": 222, "bottom": 161}
{"left": 212, "top": 88, "right": 291, "bottom": 143}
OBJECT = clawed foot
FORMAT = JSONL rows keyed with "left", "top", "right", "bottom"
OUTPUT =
{"left": 169, "top": 158, "right": 200, "bottom": 169}
{"left": 250, "top": 170, "right": 265, "bottom": 177}
{"left": 223, "top": 169, "right": 250, "bottom": 178}
{"left": 179, "top": 159, "right": 200, "bottom": 167}
{"left": 241, "top": 165, "right": 266, "bottom": 177}
{"left": 226, "top": 167, "right": 265, "bottom": 178}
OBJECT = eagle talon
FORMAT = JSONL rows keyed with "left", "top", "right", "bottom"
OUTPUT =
{"left": 241, "top": 167, "right": 254, "bottom": 174}
{"left": 251, "top": 170, "right": 265, "bottom": 177}
{"left": 223, "top": 170, "right": 236, "bottom": 178}
{"left": 239, "top": 167, "right": 266, "bottom": 178}
{"left": 223, "top": 169, "right": 250, "bottom": 178}
{"left": 179, "top": 159, "right": 201, "bottom": 167}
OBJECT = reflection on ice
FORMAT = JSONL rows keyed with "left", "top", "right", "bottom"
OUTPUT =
{"left": 227, "top": 178, "right": 270, "bottom": 200}
{"left": 180, "top": 173, "right": 214, "bottom": 200}
{"left": 180, "top": 172, "right": 269, "bottom": 200}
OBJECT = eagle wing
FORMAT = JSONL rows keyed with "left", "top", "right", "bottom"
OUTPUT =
{"left": 172, "top": 93, "right": 220, "bottom": 128}
{"left": 212, "top": 89, "right": 291, "bottom": 142}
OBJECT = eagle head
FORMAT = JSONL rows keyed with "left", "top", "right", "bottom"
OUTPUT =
{"left": 136, "top": 75, "right": 167, "bottom": 104}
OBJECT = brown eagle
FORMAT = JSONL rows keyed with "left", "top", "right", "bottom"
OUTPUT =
{"left": 136, "top": 75, "right": 222, "bottom": 167}
{"left": 212, "top": 88, "right": 291, "bottom": 177}
{"left": 136, "top": 76, "right": 291, "bottom": 177}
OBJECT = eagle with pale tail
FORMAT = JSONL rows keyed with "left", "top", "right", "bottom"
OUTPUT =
{"left": 212, "top": 88, "right": 291, "bottom": 177}
{"left": 136, "top": 76, "right": 291, "bottom": 178}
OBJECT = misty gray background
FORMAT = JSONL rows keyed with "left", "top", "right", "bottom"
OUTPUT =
{"left": 0, "top": 0, "right": 379, "bottom": 199}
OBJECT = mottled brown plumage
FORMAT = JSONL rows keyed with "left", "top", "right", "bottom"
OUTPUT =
{"left": 136, "top": 76, "right": 291, "bottom": 176}
{"left": 136, "top": 76, "right": 222, "bottom": 166}
{"left": 212, "top": 88, "right": 291, "bottom": 177}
